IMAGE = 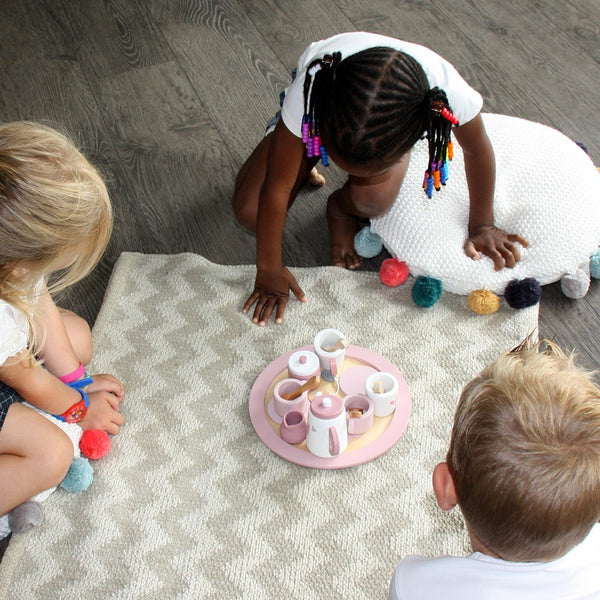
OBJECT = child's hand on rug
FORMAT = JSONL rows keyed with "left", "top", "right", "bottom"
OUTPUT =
{"left": 80, "top": 387, "right": 125, "bottom": 435}
{"left": 243, "top": 266, "right": 307, "bottom": 326}
{"left": 464, "top": 225, "right": 529, "bottom": 270}
{"left": 87, "top": 373, "right": 125, "bottom": 401}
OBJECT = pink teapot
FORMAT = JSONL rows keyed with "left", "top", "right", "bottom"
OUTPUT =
{"left": 306, "top": 393, "right": 348, "bottom": 458}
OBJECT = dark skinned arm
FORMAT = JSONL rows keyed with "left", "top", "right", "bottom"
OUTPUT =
{"left": 242, "top": 121, "right": 308, "bottom": 326}
{"left": 453, "top": 114, "right": 529, "bottom": 270}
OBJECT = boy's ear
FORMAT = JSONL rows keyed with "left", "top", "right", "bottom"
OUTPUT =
{"left": 432, "top": 462, "right": 458, "bottom": 511}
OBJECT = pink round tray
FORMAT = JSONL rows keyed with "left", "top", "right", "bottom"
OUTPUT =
{"left": 249, "top": 345, "right": 411, "bottom": 469}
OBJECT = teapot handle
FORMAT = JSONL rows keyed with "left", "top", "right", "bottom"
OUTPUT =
{"left": 329, "top": 426, "right": 340, "bottom": 456}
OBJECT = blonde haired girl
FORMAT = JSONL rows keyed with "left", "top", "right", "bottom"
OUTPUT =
{"left": 0, "top": 122, "right": 125, "bottom": 530}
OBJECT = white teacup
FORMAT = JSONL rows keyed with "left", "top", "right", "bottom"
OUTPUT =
{"left": 313, "top": 328, "right": 348, "bottom": 382}
{"left": 365, "top": 371, "right": 399, "bottom": 417}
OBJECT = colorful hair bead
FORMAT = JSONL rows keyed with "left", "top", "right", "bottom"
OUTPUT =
{"left": 302, "top": 117, "right": 309, "bottom": 144}
{"left": 320, "top": 146, "right": 329, "bottom": 167}
{"left": 447, "top": 140, "right": 454, "bottom": 160}
{"left": 313, "top": 136, "right": 321, "bottom": 157}
{"left": 433, "top": 169, "right": 441, "bottom": 191}
{"left": 424, "top": 173, "right": 434, "bottom": 198}
{"left": 440, "top": 107, "right": 459, "bottom": 126}
{"left": 440, "top": 161, "right": 449, "bottom": 185}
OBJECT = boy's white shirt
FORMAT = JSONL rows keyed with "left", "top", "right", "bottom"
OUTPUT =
{"left": 280, "top": 32, "right": 483, "bottom": 139}
{"left": 389, "top": 523, "right": 600, "bottom": 600}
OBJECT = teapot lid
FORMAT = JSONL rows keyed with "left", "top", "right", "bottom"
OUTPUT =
{"left": 310, "top": 394, "right": 343, "bottom": 419}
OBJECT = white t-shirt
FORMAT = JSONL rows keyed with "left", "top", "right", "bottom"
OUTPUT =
{"left": 0, "top": 299, "right": 28, "bottom": 366}
{"left": 389, "top": 523, "right": 600, "bottom": 600}
{"left": 280, "top": 32, "right": 483, "bottom": 139}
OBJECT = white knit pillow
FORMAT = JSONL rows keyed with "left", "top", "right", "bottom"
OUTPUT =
{"left": 371, "top": 114, "right": 600, "bottom": 295}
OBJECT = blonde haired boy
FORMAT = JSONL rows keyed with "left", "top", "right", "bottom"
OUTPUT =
{"left": 389, "top": 339, "right": 600, "bottom": 599}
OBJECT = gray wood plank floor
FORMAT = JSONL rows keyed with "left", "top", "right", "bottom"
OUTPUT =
{"left": 1, "top": 0, "right": 599, "bottom": 357}
{"left": 0, "top": 0, "right": 599, "bottom": 557}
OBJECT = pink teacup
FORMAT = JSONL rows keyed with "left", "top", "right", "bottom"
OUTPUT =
{"left": 344, "top": 394, "right": 374, "bottom": 435}
{"left": 273, "top": 378, "right": 309, "bottom": 419}
{"left": 280, "top": 410, "right": 308, "bottom": 445}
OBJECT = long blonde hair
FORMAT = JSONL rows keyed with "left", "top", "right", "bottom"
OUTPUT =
{"left": 448, "top": 337, "right": 600, "bottom": 561}
{"left": 0, "top": 121, "right": 113, "bottom": 355}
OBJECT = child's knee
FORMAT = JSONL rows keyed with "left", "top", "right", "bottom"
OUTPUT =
{"left": 348, "top": 185, "right": 396, "bottom": 218}
{"left": 41, "top": 428, "right": 73, "bottom": 485}
{"left": 62, "top": 309, "right": 93, "bottom": 364}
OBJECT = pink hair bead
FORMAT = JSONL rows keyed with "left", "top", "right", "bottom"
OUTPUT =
{"left": 313, "top": 136, "right": 321, "bottom": 156}
{"left": 302, "top": 121, "right": 309, "bottom": 144}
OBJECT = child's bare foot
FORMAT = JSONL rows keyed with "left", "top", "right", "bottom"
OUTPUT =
{"left": 326, "top": 191, "right": 363, "bottom": 270}
{"left": 307, "top": 167, "right": 326, "bottom": 187}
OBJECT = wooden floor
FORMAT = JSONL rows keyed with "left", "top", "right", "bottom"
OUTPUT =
{"left": 1, "top": 0, "right": 599, "bottom": 556}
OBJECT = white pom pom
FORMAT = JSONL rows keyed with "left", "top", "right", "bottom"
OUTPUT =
{"left": 560, "top": 269, "right": 590, "bottom": 299}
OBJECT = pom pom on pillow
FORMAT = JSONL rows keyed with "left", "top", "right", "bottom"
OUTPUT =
{"left": 504, "top": 278, "right": 542, "bottom": 309}
{"left": 354, "top": 226, "right": 383, "bottom": 259}
{"left": 380, "top": 258, "right": 409, "bottom": 287}
{"left": 412, "top": 276, "right": 442, "bottom": 307}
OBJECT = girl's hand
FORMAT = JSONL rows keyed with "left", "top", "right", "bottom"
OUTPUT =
{"left": 242, "top": 267, "right": 307, "bottom": 326}
{"left": 87, "top": 373, "right": 125, "bottom": 401}
{"left": 80, "top": 389, "right": 125, "bottom": 435}
{"left": 464, "top": 225, "right": 529, "bottom": 270}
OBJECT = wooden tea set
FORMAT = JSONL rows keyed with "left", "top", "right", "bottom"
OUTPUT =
{"left": 249, "top": 329, "right": 412, "bottom": 469}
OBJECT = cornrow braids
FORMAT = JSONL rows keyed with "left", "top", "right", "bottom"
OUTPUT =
{"left": 302, "top": 47, "right": 459, "bottom": 195}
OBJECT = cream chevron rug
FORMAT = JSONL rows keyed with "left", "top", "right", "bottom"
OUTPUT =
{"left": 0, "top": 253, "right": 538, "bottom": 600}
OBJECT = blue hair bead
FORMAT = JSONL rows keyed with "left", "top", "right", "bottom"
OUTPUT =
{"left": 440, "top": 162, "right": 449, "bottom": 185}
{"left": 425, "top": 175, "right": 434, "bottom": 198}
{"left": 354, "top": 226, "right": 383, "bottom": 258}
{"left": 320, "top": 146, "right": 329, "bottom": 167}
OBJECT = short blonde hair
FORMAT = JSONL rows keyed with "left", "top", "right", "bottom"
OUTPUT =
{"left": 0, "top": 121, "right": 112, "bottom": 352}
{"left": 448, "top": 337, "right": 600, "bottom": 562}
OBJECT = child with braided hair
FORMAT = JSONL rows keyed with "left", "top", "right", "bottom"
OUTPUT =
{"left": 233, "top": 32, "right": 528, "bottom": 326}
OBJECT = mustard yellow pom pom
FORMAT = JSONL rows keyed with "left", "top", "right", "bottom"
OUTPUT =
{"left": 467, "top": 289, "right": 501, "bottom": 314}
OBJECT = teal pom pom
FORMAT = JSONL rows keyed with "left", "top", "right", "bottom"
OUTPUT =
{"left": 60, "top": 457, "right": 94, "bottom": 493}
{"left": 412, "top": 276, "right": 442, "bottom": 307}
{"left": 354, "top": 226, "right": 383, "bottom": 258}
{"left": 590, "top": 250, "right": 600, "bottom": 279}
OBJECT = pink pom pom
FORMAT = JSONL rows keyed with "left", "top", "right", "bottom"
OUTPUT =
{"left": 379, "top": 258, "right": 409, "bottom": 287}
{"left": 79, "top": 429, "right": 111, "bottom": 460}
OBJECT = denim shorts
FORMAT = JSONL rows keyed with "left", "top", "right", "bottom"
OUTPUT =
{"left": 0, "top": 381, "right": 21, "bottom": 432}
